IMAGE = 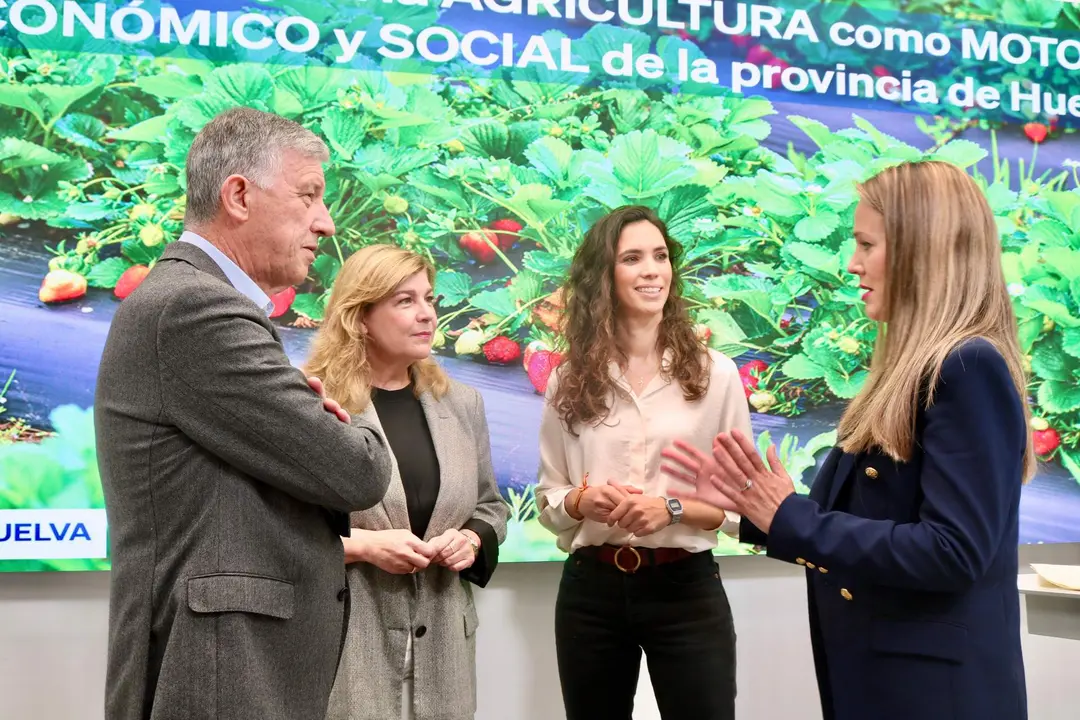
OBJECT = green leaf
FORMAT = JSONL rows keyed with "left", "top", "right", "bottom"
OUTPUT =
{"left": 1032, "top": 339, "right": 1071, "bottom": 381}
{"left": 610, "top": 90, "right": 651, "bottom": 133}
{"left": 703, "top": 275, "right": 777, "bottom": 323}
{"left": 435, "top": 270, "right": 471, "bottom": 307}
{"left": 653, "top": 186, "right": 714, "bottom": 243}
{"left": 29, "top": 83, "right": 104, "bottom": 123}
{"left": 292, "top": 293, "right": 325, "bottom": 322}
{"left": 0, "top": 84, "right": 46, "bottom": 125}
{"left": 204, "top": 65, "right": 275, "bottom": 107}
{"left": 135, "top": 73, "right": 203, "bottom": 100}
{"left": 108, "top": 115, "right": 169, "bottom": 143}
{"left": 67, "top": 202, "right": 118, "bottom": 223}
{"left": 409, "top": 168, "right": 470, "bottom": 211}
{"left": 470, "top": 288, "right": 516, "bottom": 317}
{"left": 726, "top": 96, "right": 775, "bottom": 125}
{"left": 509, "top": 271, "right": 547, "bottom": 305}
{"left": 1024, "top": 299, "right": 1080, "bottom": 327}
{"left": 321, "top": 108, "right": 367, "bottom": 160}
{"left": 781, "top": 353, "right": 827, "bottom": 380}
{"left": 461, "top": 121, "right": 511, "bottom": 158}
{"left": 145, "top": 169, "right": 181, "bottom": 197}
{"left": 1062, "top": 328, "right": 1080, "bottom": 359}
{"left": 524, "top": 136, "right": 573, "bottom": 184}
{"left": 793, "top": 212, "right": 840, "bottom": 243}
{"left": 270, "top": 87, "right": 304, "bottom": 118}
{"left": 1027, "top": 219, "right": 1071, "bottom": 248}
{"left": 696, "top": 309, "right": 748, "bottom": 358}
{"left": 121, "top": 237, "right": 164, "bottom": 266}
{"left": 1001, "top": 0, "right": 1061, "bottom": 26}
{"left": 276, "top": 65, "right": 345, "bottom": 110}
{"left": 0, "top": 138, "right": 67, "bottom": 171}
{"left": 932, "top": 140, "right": 988, "bottom": 168}
{"left": 523, "top": 251, "right": 571, "bottom": 278}
{"left": 825, "top": 369, "right": 867, "bottom": 398}
{"left": 1044, "top": 248, "right": 1080, "bottom": 283}
{"left": 788, "top": 115, "right": 835, "bottom": 150}
{"left": 1038, "top": 380, "right": 1080, "bottom": 413}
{"left": 86, "top": 257, "right": 132, "bottom": 289}
{"left": 785, "top": 241, "right": 841, "bottom": 278}
{"left": 505, "top": 184, "right": 572, "bottom": 227}
{"left": 1043, "top": 191, "right": 1080, "bottom": 232}
{"left": 53, "top": 113, "right": 107, "bottom": 152}
{"left": 1060, "top": 448, "right": 1080, "bottom": 486}
{"left": 0, "top": 192, "right": 67, "bottom": 220}
{"left": 312, "top": 255, "right": 340, "bottom": 289}
{"left": 817, "top": 181, "right": 860, "bottom": 212}
{"left": 601, "top": 130, "right": 696, "bottom": 200}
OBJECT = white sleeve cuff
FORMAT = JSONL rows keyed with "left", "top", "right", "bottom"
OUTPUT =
{"left": 538, "top": 486, "right": 583, "bottom": 533}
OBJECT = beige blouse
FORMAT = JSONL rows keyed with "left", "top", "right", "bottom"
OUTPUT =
{"left": 536, "top": 348, "right": 754, "bottom": 554}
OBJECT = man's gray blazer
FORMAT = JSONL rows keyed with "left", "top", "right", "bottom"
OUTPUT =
{"left": 94, "top": 240, "right": 392, "bottom": 720}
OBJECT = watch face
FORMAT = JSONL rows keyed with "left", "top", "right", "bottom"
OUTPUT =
{"left": 668, "top": 498, "right": 682, "bottom": 512}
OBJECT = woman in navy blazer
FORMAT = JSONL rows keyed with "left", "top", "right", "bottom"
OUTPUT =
{"left": 663, "top": 159, "right": 1033, "bottom": 720}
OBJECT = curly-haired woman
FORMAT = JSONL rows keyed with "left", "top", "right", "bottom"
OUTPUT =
{"left": 534, "top": 205, "right": 753, "bottom": 720}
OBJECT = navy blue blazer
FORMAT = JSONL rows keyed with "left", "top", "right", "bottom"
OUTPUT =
{"left": 743, "top": 338, "right": 1028, "bottom": 720}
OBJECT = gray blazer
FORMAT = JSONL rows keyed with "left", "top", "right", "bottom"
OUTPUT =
{"left": 325, "top": 381, "right": 510, "bottom": 720}
{"left": 94, "top": 241, "right": 392, "bottom": 720}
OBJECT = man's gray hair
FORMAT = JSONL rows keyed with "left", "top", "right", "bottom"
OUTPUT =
{"left": 184, "top": 107, "right": 329, "bottom": 226}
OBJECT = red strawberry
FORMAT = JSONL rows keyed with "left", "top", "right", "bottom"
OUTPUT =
{"left": 746, "top": 45, "right": 774, "bottom": 65}
{"left": 1024, "top": 123, "right": 1048, "bottom": 144}
{"left": 523, "top": 339, "right": 550, "bottom": 369}
{"left": 483, "top": 336, "right": 521, "bottom": 364}
{"left": 527, "top": 350, "right": 563, "bottom": 395}
{"left": 114, "top": 265, "right": 150, "bottom": 299}
{"left": 738, "top": 359, "right": 769, "bottom": 399}
{"left": 488, "top": 218, "right": 523, "bottom": 250}
{"left": 269, "top": 287, "right": 297, "bottom": 318}
{"left": 460, "top": 230, "right": 499, "bottom": 263}
{"left": 1033, "top": 427, "right": 1060, "bottom": 456}
{"left": 39, "top": 269, "right": 87, "bottom": 303}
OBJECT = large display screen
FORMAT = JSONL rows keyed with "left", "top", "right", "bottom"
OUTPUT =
{"left": 2, "top": 0, "right": 1079, "bottom": 570}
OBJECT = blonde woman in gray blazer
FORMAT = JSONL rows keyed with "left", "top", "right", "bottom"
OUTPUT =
{"left": 306, "top": 243, "right": 510, "bottom": 720}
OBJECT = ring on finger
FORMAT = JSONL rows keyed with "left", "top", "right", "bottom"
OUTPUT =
{"left": 740, "top": 478, "right": 753, "bottom": 492}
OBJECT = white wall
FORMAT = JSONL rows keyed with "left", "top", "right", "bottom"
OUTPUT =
{"left": 2, "top": 546, "right": 1079, "bottom": 719}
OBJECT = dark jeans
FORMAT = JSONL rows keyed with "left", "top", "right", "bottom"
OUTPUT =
{"left": 554, "top": 549, "right": 737, "bottom": 720}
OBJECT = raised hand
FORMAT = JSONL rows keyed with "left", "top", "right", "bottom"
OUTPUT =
{"left": 660, "top": 439, "right": 738, "bottom": 512}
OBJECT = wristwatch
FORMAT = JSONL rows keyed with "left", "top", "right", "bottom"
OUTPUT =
{"left": 664, "top": 497, "right": 683, "bottom": 525}
{"left": 464, "top": 534, "right": 480, "bottom": 556}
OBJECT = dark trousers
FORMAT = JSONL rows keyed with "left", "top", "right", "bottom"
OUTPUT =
{"left": 554, "top": 549, "right": 737, "bottom": 720}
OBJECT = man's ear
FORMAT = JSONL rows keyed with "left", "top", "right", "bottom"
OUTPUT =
{"left": 219, "top": 175, "right": 254, "bottom": 222}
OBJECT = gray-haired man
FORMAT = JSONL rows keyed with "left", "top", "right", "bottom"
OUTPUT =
{"left": 95, "top": 107, "right": 392, "bottom": 720}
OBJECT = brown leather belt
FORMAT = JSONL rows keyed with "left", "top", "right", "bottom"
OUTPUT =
{"left": 574, "top": 544, "right": 693, "bottom": 574}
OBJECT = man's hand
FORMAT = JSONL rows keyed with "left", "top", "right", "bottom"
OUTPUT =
{"left": 307, "top": 376, "right": 350, "bottom": 424}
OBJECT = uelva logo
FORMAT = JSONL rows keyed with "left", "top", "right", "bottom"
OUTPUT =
{"left": 0, "top": 510, "right": 108, "bottom": 560}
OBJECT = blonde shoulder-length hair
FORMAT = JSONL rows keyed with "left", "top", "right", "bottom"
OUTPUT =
{"left": 304, "top": 244, "right": 450, "bottom": 415}
{"left": 837, "top": 160, "right": 1035, "bottom": 482}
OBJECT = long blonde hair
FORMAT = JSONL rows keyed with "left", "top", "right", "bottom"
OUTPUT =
{"left": 837, "top": 160, "right": 1034, "bottom": 481}
{"left": 304, "top": 244, "right": 450, "bottom": 414}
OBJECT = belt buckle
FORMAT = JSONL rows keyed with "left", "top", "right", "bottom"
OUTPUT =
{"left": 614, "top": 545, "right": 642, "bottom": 574}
